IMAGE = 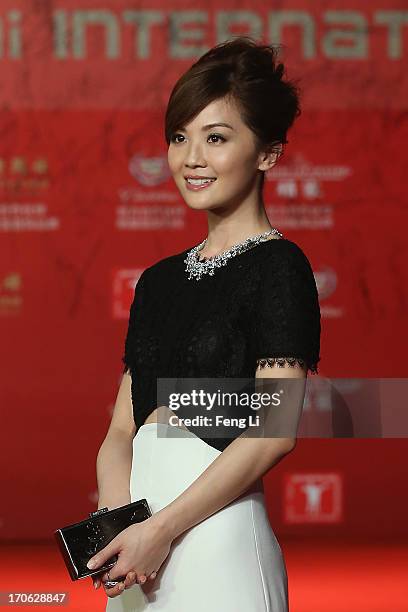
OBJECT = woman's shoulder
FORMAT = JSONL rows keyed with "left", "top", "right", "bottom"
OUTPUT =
{"left": 142, "top": 246, "right": 190, "bottom": 280}
{"left": 257, "top": 237, "right": 319, "bottom": 301}
{"left": 262, "top": 237, "right": 315, "bottom": 271}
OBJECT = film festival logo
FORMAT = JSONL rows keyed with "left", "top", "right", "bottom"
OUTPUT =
{"left": 0, "top": 9, "right": 405, "bottom": 61}
{"left": 284, "top": 473, "right": 343, "bottom": 524}
{"left": 0, "top": 156, "right": 50, "bottom": 191}
{"left": 128, "top": 154, "right": 171, "bottom": 187}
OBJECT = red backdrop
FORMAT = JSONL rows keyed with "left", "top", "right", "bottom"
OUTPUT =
{"left": 0, "top": 0, "right": 407, "bottom": 540}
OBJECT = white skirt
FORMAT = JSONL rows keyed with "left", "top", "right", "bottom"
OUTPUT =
{"left": 106, "top": 422, "right": 288, "bottom": 612}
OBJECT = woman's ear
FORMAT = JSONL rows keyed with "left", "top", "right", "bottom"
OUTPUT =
{"left": 258, "top": 143, "right": 283, "bottom": 172}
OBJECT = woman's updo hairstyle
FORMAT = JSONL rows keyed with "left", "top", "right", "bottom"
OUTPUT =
{"left": 165, "top": 36, "right": 301, "bottom": 190}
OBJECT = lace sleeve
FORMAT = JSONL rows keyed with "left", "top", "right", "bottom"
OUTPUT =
{"left": 252, "top": 242, "right": 321, "bottom": 375}
{"left": 255, "top": 357, "right": 307, "bottom": 371}
{"left": 122, "top": 269, "right": 148, "bottom": 375}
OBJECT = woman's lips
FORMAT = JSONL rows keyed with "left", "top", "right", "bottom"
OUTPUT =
{"left": 185, "top": 178, "right": 217, "bottom": 191}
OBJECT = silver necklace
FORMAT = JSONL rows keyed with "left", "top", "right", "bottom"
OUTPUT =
{"left": 184, "top": 228, "right": 283, "bottom": 281}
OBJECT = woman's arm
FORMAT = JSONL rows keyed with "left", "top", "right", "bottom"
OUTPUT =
{"left": 154, "top": 430, "right": 294, "bottom": 542}
{"left": 96, "top": 430, "right": 132, "bottom": 509}
{"left": 152, "top": 365, "right": 305, "bottom": 542}
{"left": 87, "top": 365, "right": 306, "bottom": 592}
{"left": 96, "top": 372, "right": 135, "bottom": 509}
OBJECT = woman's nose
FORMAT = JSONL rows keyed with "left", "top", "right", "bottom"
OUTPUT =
{"left": 183, "top": 145, "right": 207, "bottom": 168}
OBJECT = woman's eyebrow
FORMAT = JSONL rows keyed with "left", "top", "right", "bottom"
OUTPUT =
{"left": 202, "top": 122, "right": 234, "bottom": 131}
{"left": 178, "top": 122, "right": 235, "bottom": 132}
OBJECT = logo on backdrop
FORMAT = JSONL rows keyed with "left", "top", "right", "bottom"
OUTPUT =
{"left": 314, "top": 266, "right": 343, "bottom": 319}
{"left": 128, "top": 154, "right": 171, "bottom": 187}
{"left": 0, "top": 155, "right": 58, "bottom": 231}
{"left": 265, "top": 152, "right": 352, "bottom": 230}
{"left": 112, "top": 267, "right": 144, "bottom": 320}
{"left": 0, "top": 272, "right": 23, "bottom": 314}
{"left": 116, "top": 152, "right": 184, "bottom": 230}
{"left": 284, "top": 472, "right": 343, "bottom": 523}
{"left": 0, "top": 156, "right": 50, "bottom": 191}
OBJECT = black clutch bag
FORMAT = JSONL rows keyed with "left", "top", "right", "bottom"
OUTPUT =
{"left": 54, "top": 499, "right": 152, "bottom": 581}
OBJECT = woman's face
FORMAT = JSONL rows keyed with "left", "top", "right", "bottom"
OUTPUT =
{"left": 167, "top": 96, "right": 268, "bottom": 212}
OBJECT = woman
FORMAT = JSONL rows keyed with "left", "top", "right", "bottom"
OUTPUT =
{"left": 88, "top": 36, "right": 321, "bottom": 611}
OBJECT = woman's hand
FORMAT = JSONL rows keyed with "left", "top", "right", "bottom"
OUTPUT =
{"left": 92, "top": 569, "right": 158, "bottom": 594}
{"left": 87, "top": 516, "right": 173, "bottom": 598}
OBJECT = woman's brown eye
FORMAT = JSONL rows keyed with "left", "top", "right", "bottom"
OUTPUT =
{"left": 170, "top": 133, "right": 226, "bottom": 144}
{"left": 208, "top": 134, "right": 226, "bottom": 143}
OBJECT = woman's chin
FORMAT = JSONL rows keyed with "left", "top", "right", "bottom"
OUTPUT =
{"left": 184, "top": 199, "right": 219, "bottom": 211}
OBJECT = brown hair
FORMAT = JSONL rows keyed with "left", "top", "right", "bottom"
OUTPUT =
{"left": 165, "top": 36, "right": 301, "bottom": 189}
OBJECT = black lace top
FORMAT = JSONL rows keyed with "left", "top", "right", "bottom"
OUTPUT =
{"left": 122, "top": 237, "right": 321, "bottom": 451}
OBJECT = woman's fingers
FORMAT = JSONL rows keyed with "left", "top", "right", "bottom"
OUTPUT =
{"left": 123, "top": 571, "right": 137, "bottom": 589}
{"left": 99, "top": 569, "right": 158, "bottom": 595}
{"left": 92, "top": 576, "right": 101, "bottom": 589}
{"left": 92, "top": 570, "right": 110, "bottom": 590}
{"left": 104, "top": 581, "right": 125, "bottom": 597}
{"left": 135, "top": 571, "right": 158, "bottom": 585}
{"left": 127, "top": 570, "right": 158, "bottom": 585}
{"left": 99, "top": 570, "right": 126, "bottom": 597}
{"left": 125, "top": 570, "right": 158, "bottom": 586}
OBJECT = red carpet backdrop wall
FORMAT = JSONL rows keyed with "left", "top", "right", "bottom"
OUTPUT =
{"left": 0, "top": 0, "right": 407, "bottom": 540}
